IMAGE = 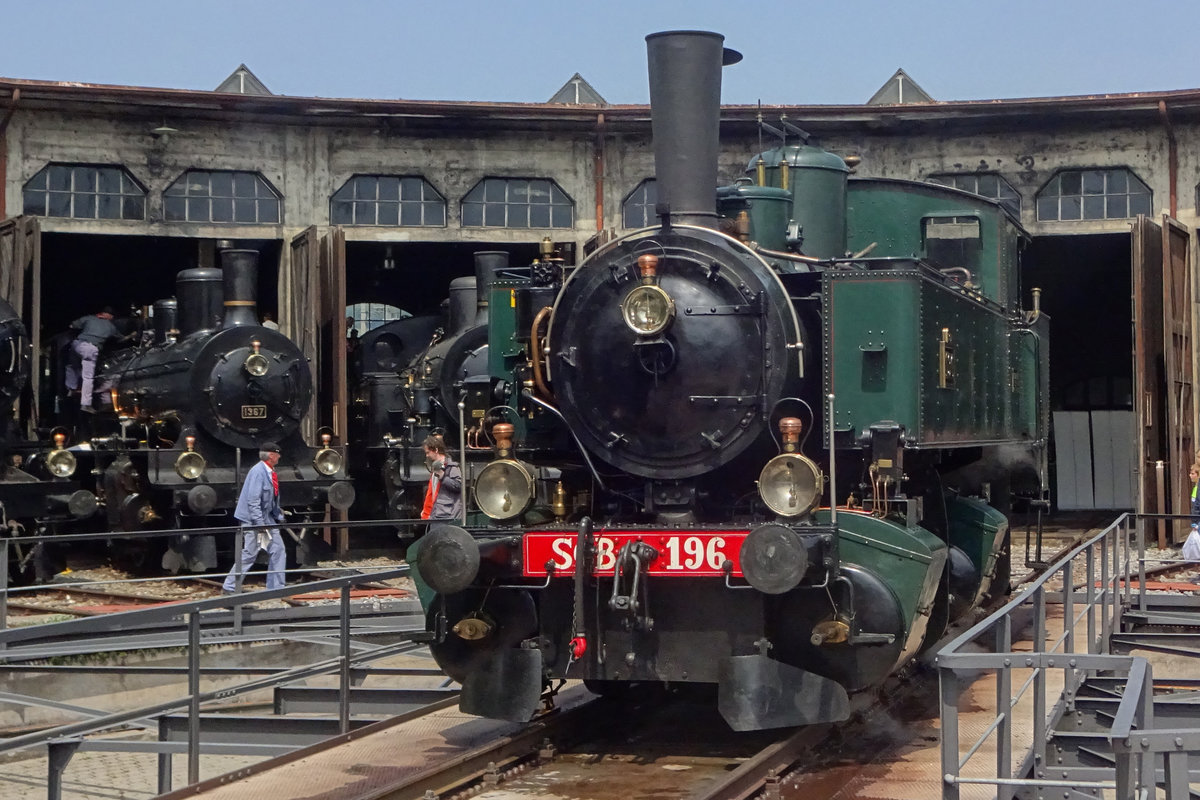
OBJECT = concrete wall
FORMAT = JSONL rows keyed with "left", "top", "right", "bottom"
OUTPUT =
{"left": 5, "top": 99, "right": 1200, "bottom": 256}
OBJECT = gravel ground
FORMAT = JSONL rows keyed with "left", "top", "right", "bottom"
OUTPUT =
{"left": 4, "top": 553, "right": 415, "bottom": 616}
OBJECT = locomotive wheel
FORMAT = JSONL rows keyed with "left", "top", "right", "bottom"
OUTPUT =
{"left": 584, "top": 679, "right": 637, "bottom": 699}
{"left": 582, "top": 679, "right": 673, "bottom": 702}
{"left": 110, "top": 536, "right": 167, "bottom": 575}
{"left": 428, "top": 588, "right": 537, "bottom": 684}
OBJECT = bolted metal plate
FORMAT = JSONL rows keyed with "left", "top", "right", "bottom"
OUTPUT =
{"left": 460, "top": 647, "right": 543, "bottom": 722}
{"left": 718, "top": 654, "right": 849, "bottom": 731}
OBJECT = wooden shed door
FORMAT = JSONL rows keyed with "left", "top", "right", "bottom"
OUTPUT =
{"left": 1132, "top": 214, "right": 1195, "bottom": 544}
{"left": 285, "top": 226, "right": 321, "bottom": 445}
{"left": 318, "top": 227, "right": 347, "bottom": 443}
{"left": 0, "top": 215, "right": 40, "bottom": 434}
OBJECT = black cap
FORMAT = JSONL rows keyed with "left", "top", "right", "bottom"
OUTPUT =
{"left": 261, "top": 442, "right": 281, "bottom": 454}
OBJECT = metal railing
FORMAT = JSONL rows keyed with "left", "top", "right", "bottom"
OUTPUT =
{"left": 0, "top": 515, "right": 427, "bottom": 633}
{"left": 0, "top": 518, "right": 444, "bottom": 799}
{"left": 939, "top": 513, "right": 1200, "bottom": 800}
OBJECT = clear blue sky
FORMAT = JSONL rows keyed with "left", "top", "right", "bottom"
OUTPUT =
{"left": 0, "top": 0, "right": 1194, "bottom": 105}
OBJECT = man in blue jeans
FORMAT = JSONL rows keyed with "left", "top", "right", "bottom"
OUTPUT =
{"left": 223, "top": 442, "right": 286, "bottom": 592}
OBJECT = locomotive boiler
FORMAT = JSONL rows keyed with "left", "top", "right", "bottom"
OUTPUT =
{"left": 89, "top": 248, "right": 354, "bottom": 572}
{"left": 0, "top": 294, "right": 97, "bottom": 582}
{"left": 409, "top": 30, "right": 1049, "bottom": 730}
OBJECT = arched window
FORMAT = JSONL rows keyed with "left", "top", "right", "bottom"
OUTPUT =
{"left": 164, "top": 170, "right": 281, "bottom": 224}
{"left": 926, "top": 173, "right": 1021, "bottom": 218}
{"left": 346, "top": 302, "right": 411, "bottom": 336}
{"left": 461, "top": 178, "right": 573, "bottom": 228}
{"left": 623, "top": 179, "right": 658, "bottom": 228}
{"left": 331, "top": 175, "right": 446, "bottom": 226}
{"left": 1036, "top": 168, "right": 1151, "bottom": 221}
{"left": 23, "top": 163, "right": 146, "bottom": 220}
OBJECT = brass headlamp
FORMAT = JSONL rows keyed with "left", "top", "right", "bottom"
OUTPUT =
{"left": 46, "top": 431, "right": 77, "bottom": 478}
{"left": 243, "top": 340, "right": 269, "bottom": 377}
{"left": 313, "top": 431, "right": 343, "bottom": 476}
{"left": 174, "top": 435, "right": 206, "bottom": 480}
{"left": 474, "top": 423, "right": 535, "bottom": 521}
{"left": 757, "top": 417, "right": 822, "bottom": 517}
{"left": 621, "top": 253, "right": 675, "bottom": 336}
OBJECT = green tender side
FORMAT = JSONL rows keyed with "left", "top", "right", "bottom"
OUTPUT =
{"left": 814, "top": 509, "right": 947, "bottom": 659}
{"left": 845, "top": 178, "right": 1024, "bottom": 310}
{"left": 946, "top": 495, "right": 1008, "bottom": 602}
{"left": 823, "top": 266, "right": 1021, "bottom": 446}
{"left": 1012, "top": 312, "right": 1050, "bottom": 441}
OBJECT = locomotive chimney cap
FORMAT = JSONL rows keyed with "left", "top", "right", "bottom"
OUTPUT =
{"left": 645, "top": 30, "right": 742, "bottom": 65}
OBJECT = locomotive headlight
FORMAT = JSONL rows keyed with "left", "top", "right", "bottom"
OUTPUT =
{"left": 46, "top": 432, "right": 76, "bottom": 478}
{"left": 313, "top": 431, "right": 342, "bottom": 476}
{"left": 175, "top": 435, "right": 206, "bottom": 480}
{"left": 243, "top": 340, "right": 269, "bottom": 377}
{"left": 313, "top": 447, "right": 343, "bottom": 476}
{"left": 621, "top": 284, "right": 675, "bottom": 336}
{"left": 474, "top": 459, "right": 535, "bottom": 521}
{"left": 757, "top": 453, "right": 822, "bottom": 517}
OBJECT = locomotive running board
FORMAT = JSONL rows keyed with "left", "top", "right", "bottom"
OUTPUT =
{"left": 718, "top": 654, "right": 850, "bottom": 731}
{"left": 460, "top": 647, "right": 543, "bottom": 722}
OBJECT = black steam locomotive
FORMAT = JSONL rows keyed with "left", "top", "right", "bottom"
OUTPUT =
{"left": 0, "top": 295, "right": 97, "bottom": 582}
{"left": 407, "top": 31, "right": 1048, "bottom": 730}
{"left": 81, "top": 249, "right": 354, "bottom": 572}
{"left": 348, "top": 250, "right": 505, "bottom": 522}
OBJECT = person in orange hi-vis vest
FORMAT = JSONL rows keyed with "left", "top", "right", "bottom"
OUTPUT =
{"left": 420, "top": 434, "right": 462, "bottom": 522}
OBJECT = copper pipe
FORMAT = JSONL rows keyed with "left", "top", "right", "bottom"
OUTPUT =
{"left": 0, "top": 89, "right": 20, "bottom": 219}
{"left": 594, "top": 112, "right": 605, "bottom": 232}
{"left": 530, "top": 305, "right": 554, "bottom": 400}
{"left": 751, "top": 243, "right": 821, "bottom": 264}
{"left": 1158, "top": 100, "right": 1177, "bottom": 217}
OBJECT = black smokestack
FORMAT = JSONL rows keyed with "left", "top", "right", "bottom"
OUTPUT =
{"left": 645, "top": 31, "right": 741, "bottom": 229}
{"left": 219, "top": 249, "right": 259, "bottom": 328}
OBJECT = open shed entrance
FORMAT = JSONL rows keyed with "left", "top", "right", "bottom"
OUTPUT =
{"left": 1025, "top": 233, "right": 1133, "bottom": 513}
{"left": 1024, "top": 217, "right": 1195, "bottom": 544}
{"left": 0, "top": 222, "right": 283, "bottom": 430}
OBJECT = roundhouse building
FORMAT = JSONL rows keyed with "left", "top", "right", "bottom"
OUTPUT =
{"left": 1, "top": 65, "right": 1195, "bottom": 522}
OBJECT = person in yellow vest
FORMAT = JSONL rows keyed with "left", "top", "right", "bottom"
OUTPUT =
{"left": 1191, "top": 463, "right": 1200, "bottom": 518}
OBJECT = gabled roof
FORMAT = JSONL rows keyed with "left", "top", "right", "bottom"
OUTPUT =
{"left": 867, "top": 69, "right": 933, "bottom": 105}
{"left": 215, "top": 64, "right": 272, "bottom": 96}
{"left": 548, "top": 73, "right": 607, "bottom": 105}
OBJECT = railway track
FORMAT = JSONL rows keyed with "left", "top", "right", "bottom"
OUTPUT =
{"left": 2, "top": 563, "right": 412, "bottom": 619}
{"left": 156, "top": 666, "right": 940, "bottom": 800}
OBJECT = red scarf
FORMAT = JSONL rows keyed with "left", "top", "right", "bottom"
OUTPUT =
{"left": 269, "top": 465, "right": 278, "bottom": 496}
